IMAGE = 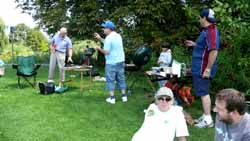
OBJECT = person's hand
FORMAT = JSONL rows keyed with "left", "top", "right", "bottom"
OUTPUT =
{"left": 67, "top": 57, "right": 73, "bottom": 63}
{"left": 157, "top": 60, "right": 163, "bottom": 64}
{"left": 202, "top": 68, "right": 211, "bottom": 79}
{"left": 94, "top": 32, "right": 101, "bottom": 40}
{"left": 50, "top": 45, "right": 55, "bottom": 53}
{"left": 95, "top": 46, "right": 101, "bottom": 51}
{"left": 184, "top": 40, "right": 196, "bottom": 47}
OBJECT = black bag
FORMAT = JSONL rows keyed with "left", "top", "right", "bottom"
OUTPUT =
{"left": 38, "top": 82, "right": 55, "bottom": 95}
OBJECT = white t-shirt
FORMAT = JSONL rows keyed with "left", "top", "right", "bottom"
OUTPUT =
{"left": 158, "top": 49, "right": 172, "bottom": 67}
{"left": 132, "top": 103, "right": 189, "bottom": 141}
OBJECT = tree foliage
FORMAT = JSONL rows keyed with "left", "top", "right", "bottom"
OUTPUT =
{"left": 13, "top": 23, "right": 48, "bottom": 52}
{"left": 0, "top": 18, "right": 9, "bottom": 50}
{"left": 16, "top": 0, "right": 188, "bottom": 48}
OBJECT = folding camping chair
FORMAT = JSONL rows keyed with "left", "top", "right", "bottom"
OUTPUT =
{"left": 125, "top": 45, "right": 152, "bottom": 94}
{"left": 12, "top": 56, "right": 41, "bottom": 88}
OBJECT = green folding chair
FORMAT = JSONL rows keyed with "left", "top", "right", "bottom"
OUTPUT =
{"left": 12, "top": 56, "right": 41, "bottom": 88}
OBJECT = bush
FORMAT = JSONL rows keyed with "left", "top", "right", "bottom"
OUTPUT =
{"left": 72, "top": 39, "right": 100, "bottom": 65}
{"left": 34, "top": 51, "right": 50, "bottom": 64}
{"left": 0, "top": 43, "right": 34, "bottom": 63}
{"left": 212, "top": 27, "right": 250, "bottom": 93}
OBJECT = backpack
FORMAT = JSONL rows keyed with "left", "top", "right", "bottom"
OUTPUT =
{"left": 165, "top": 81, "right": 194, "bottom": 107}
{"left": 178, "top": 86, "right": 195, "bottom": 107}
{"left": 38, "top": 82, "right": 55, "bottom": 95}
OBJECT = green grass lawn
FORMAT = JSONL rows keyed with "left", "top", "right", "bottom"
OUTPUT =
{"left": 0, "top": 66, "right": 214, "bottom": 141}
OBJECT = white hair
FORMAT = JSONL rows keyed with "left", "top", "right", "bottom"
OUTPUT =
{"left": 60, "top": 27, "right": 67, "bottom": 33}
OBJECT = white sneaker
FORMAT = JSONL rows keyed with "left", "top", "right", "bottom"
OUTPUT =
{"left": 122, "top": 96, "right": 127, "bottom": 102}
{"left": 194, "top": 115, "right": 204, "bottom": 123}
{"left": 106, "top": 97, "right": 115, "bottom": 104}
{"left": 195, "top": 119, "right": 214, "bottom": 128}
{"left": 47, "top": 80, "right": 54, "bottom": 83}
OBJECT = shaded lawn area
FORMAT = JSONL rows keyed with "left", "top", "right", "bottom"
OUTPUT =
{"left": 0, "top": 66, "right": 214, "bottom": 141}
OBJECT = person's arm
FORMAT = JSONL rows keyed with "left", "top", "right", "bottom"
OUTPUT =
{"left": 184, "top": 40, "right": 196, "bottom": 47}
{"left": 157, "top": 54, "right": 163, "bottom": 64}
{"left": 67, "top": 48, "right": 73, "bottom": 63}
{"left": 94, "top": 33, "right": 104, "bottom": 43}
{"left": 203, "top": 27, "right": 219, "bottom": 78}
{"left": 67, "top": 39, "right": 73, "bottom": 63}
{"left": 177, "top": 136, "right": 187, "bottom": 141}
{"left": 166, "top": 51, "right": 172, "bottom": 65}
{"left": 50, "top": 36, "right": 56, "bottom": 54}
{"left": 96, "top": 35, "right": 111, "bottom": 55}
{"left": 202, "top": 50, "right": 218, "bottom": 78}
{"left": 175, "top": 107, "right": 189, "bottom": 140}
{"left": 96, "top": 47, "right": 110, "bottom": 55}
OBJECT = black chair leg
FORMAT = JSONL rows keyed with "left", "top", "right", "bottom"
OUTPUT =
{"left": 23, "top": 77, "right": 35, "bottom": 88}
{"left": 34, "top": 76, "right": 36, "bottom": 87}
{"left": 18, "top": 76, "right": 20, "bottom": 88}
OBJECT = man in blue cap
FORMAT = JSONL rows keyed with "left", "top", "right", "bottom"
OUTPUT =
{"left": 94, "top": 21, "right": 127, "bottom": 104}
{"left": 184, "top": 8, "right": 220, "bottom": 128}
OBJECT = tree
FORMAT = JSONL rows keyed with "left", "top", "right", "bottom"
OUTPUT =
{"left": 15, "top": 0, "right": 187, "bottom": 48}
{"left": 13, "top": 23, "right": 48, "bottom": 52}
{"left": 26, "top": 28, "right": 49, "bottom": 52}
{"left": 0, "top": 18, "right": 9, "bottom": 50}
{"left": 14, "top": 24, "right": 29, "bottom": 44}
{"left": 15, "top": 0, "right": 250, "bottom": 51}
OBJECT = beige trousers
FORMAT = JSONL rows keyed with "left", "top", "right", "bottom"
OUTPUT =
{"left": 48, "top": 51, "right": 66, "bottom": 84}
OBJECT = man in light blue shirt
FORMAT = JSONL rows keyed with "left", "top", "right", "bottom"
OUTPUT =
{"left": 48, "top": 27, "right": 73, "bottom": 88}
{"left": 95, "top": 21, "right": 127, "bottom": 104}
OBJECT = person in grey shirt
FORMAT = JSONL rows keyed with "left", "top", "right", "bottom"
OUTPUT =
{"left": 214, "top": 88, "right": 250, "bottom": 141}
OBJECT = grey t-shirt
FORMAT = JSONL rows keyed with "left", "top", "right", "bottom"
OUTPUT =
{"left": 215, "top": 113, "right": 250, "bottom": 141}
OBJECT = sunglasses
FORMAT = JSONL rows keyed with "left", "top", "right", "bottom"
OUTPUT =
{"left": 157, "top": 97, "right": 172, "bottom": 102}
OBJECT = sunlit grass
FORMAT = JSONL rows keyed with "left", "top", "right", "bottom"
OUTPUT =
{"left": 0, "top": 66, "right": 214, "bottom": 141}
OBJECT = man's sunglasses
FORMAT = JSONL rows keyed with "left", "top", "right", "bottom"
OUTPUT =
{"left": 157, "top": 97, "right": 172, "bottom": 102}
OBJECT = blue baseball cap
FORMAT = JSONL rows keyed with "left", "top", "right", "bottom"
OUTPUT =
{"left": 101, "top": 21, "right": 115, "bottom": 30}
{"left": 200, "top": 9, "right": 216, "bottom": 23}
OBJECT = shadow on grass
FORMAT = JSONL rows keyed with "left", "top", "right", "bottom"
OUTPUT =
{"left": 6, "top": 83, "right": 34, "bottom": 89}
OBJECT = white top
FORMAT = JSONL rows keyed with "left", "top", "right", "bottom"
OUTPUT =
{"left": 158, "top": 49, "right": 172, "bottom": 67}
{"left": 132, "top": 104, "right": 189, "bottom": 141}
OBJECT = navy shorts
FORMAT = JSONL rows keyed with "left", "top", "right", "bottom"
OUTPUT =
{"left": 192, "top": 75, "right": 210, "bottom": 96}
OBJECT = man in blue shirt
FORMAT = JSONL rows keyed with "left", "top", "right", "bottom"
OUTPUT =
{"left": 185, "top": 9, "right": 220, "bottom": 128}
{"left": 48, "top": 27, "right": 73, "bottom": 88}
{"left": 94, "top": 21, "right": 127, "bottom": 104}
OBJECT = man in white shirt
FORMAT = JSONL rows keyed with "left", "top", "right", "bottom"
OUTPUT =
{"left": 132, "top": 87, "right": 189, "bottom": 141}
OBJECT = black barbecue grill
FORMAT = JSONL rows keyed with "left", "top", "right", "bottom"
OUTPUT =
{"left": 125, "top": 45, "right": 152, "bottom": 94}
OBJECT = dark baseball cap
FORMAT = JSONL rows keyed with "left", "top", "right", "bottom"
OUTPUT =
{"left": 200, "top": 9, "right": 216, "bottom": 23}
